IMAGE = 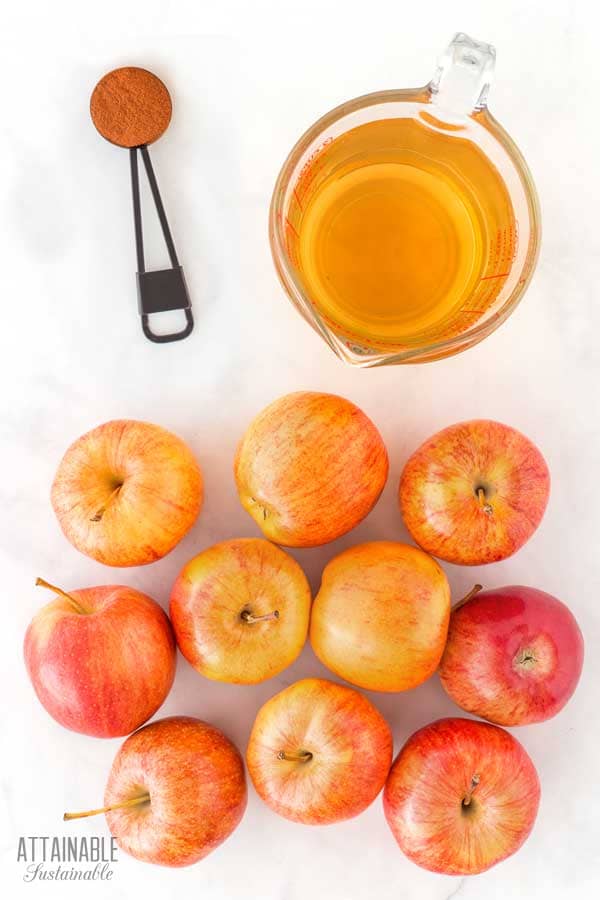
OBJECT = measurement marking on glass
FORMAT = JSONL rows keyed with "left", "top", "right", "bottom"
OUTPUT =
{"left": 285, "top": 217, "right": 300, "bottom": 238}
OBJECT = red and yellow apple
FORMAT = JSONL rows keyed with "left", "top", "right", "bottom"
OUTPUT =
{"left": 383, "top": 717, "right": 540, "bottom": 874}
{"left": 234, "top": 392, "right": 388, "bottom": 547}
{"left": 169, "top": 538, "right": 311, "bottom": 684}
{"left": 440, "top": 585, "right": 584, "bottom": 725}
{"left": 64, "top": 716, "right": 247, "bottom": 866}
{"left": 399, "top": 419, "right": 550, "bottom": 565}
{"left": 51, "top": 419, "right": 203, "bottom": 567}
{"left": 310, "top": 541, "right": 450, "bottom": 692}
{"left": 24, "top": 578, "right": 176, "bottom": 737}
{"left": 246, "top": 677, "right": 392, "bottom": 824}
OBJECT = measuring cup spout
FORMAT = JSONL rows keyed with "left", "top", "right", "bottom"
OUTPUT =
{"left": 429, "top": 32, "right": 496, "bottom": 119}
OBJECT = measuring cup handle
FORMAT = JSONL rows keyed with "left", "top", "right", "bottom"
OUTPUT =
{"left": 141, "top": 308, "right": 194, "bottom": 343}
{"left": 429, "top": 33, "right": 496, "bottom": 118}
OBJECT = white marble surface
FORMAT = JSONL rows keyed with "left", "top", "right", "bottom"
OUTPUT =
{"left": 2, "top": 1, "right": 599, "bottom": 897}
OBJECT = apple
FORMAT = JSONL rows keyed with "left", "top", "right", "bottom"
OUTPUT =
{"left": 310, "top": 541, "right": 450, "bottom": 692}
{"left": 24, "top": 578, "right": 176, "bottom": 738}
{"left": 399, "top": 419, "right": 550, "bottom": 565}
{"left": 64, "top": 716, "right": 247, "bottom": 866}
{"left": 169, "top": 537, "right": 311, "bottom": 684}
{"left": 51, "top": 419, "right": 203, "bottom": 567}
{"left": 439, "top": 585, "right": 584, "bottom": 726}
{"left": 234, "top": 392, "right": 388, "bottom": 547}
{"left": 246, "top": 678, "right": 392, "bottom": 824}
{"left": 383, "top": 717, "right": 540, "bottom": 875}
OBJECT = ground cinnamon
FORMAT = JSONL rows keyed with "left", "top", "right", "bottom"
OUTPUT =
{"left": 90, "top": 67, "right": 172, "bottom": 148}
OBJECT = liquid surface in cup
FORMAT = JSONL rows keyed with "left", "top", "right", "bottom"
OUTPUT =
{"left": 289, "top": 117, "right": 516, "bottom": 346}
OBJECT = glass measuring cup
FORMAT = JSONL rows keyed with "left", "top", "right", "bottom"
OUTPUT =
{"left": 269, "top": 34, "right": 540, "bottom": 366}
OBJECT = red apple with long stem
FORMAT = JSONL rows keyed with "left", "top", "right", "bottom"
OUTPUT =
{"left": 64, "top": 717, "right": 247, "bottom": 866}
{"left": 234, "top": 392, "right": 388, "bottom": 547}
{"left": 439, "top": 585, "right": 584, "bottom": 725}
{"left": 399, "top": 419, "right": 550, "bottom": 565}
{"left": 383, "top": 717, "right": 540, "bottom": 875}
{"left": 170, "top": 538, "right": 311, "bottom": 684}
{"left": 51, "top": 419, "right": 203, "bottom": 567}
{"left": 24, "top": 578, "right": 176, "bottom": 737}
{"left": 246, "top": 677, "right": 392, "bottom": 824}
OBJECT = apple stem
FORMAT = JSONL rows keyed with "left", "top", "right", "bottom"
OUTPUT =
{"left": 277, "top": 750, "right": 313, "bottom": 763}
{"left": 452, "top": 584, "right": 483, "bottom": 612}
{"left": 477, "top": 487, "right": 493, "bottom": 515}
{"left": 462, "top": 774, "right": 480, "bottom": 807}
{"left": 241, "top": 610, "right": 280, "bottom": 624}
{"left": 63, "top": 792, "right": 150, "bottom": 821}
{"left": 35, "top": 578, "right": 88, "bottom": 616}
{"left": 249, "top": 497, "right": 269, "bottom": 521}
{"left": 91, "top": 484, "right": 123, "bottom": 522}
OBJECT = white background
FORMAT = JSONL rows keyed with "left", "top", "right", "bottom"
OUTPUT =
{"left": 1, "top": 1, "right": 599, "bottom": 897}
